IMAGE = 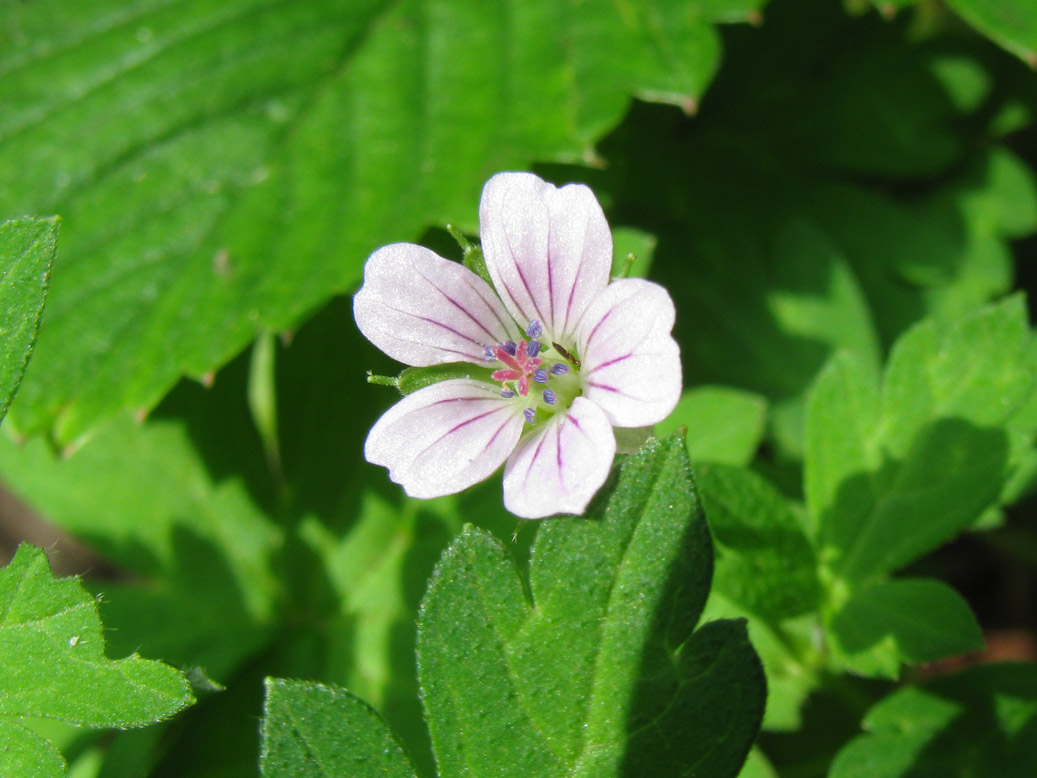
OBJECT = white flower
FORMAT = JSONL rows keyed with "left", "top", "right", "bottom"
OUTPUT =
{"left": 354, "top": 172, "right": 681, "bottom": 518}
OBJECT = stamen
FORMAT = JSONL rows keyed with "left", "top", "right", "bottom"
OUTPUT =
{"left": 502, "top": 340, "right": 518, "bottom": 356}
{"left": 543, "top": 389, "right": 557, "bottom": 405}
{"left": 526, "top": 320, "right": 542, "bottom": 338}
{"left": 483, "top": 345, "right": 495, "bottom": 361}
{"left": 524, "top": 408, "right": 536, "bottom": 423}
{"left": 550, "top": 363, "right": 569, "bottom": 375}
{"left": 501, "top": 388, "right": 516, "bottom": 399}
{"left": 533, "top": 369, "right": 548, "bottom": 384}
{"left": 527, "top": 340, "right": 542, "bottom": 358}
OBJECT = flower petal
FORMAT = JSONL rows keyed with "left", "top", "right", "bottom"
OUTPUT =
{"left": 502, "top": 397, "right": 616, "bottom": 519}
{"left": 365, "top": 379, "right": 526, "bottom": 499}
{"left": 479, "top": 172, "right": 612, "bottom": 344}
{"left": 354, "top": 243, "right": 519, "bottom": 366}
{"left": 577, "top": 278, "right": 682, "bottom": 428}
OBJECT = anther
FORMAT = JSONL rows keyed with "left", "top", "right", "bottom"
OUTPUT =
{"left": 502, "top": 340, "right": 518, "bottom": 356}
{"left": 501, "top": 388, "right": 516, "bottom": 399}
{"left": 524, "top": 408, "right": 536, "bottom": 423}
{"left": 533, "top": 369, "right": 548, "bottom": 384}
{"left": 543, "top": 389, "right": 557, "bottom": 405}
{"left": 483, "top": 345, "right": 495, "bottom": 361}
{"left": 550, "top": 363, "right": 569, "bottom": 375}
{"left": 526, "top": 320, "right": 542, "bottom": 338}
{"left": 527, "top": 340, "right": 542, "bottom": 358}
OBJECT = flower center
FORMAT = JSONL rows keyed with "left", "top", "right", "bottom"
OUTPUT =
{"left": 484, "top": 320, "right": 581, "bottom": 423}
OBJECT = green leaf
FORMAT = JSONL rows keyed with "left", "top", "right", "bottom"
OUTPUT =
{"left": 0, "top": 390, "right": 282, "bottom": 680}
{"left": 0, "top": 217, "right": 57, "bottom": 425}
{"left": 830, "top": 663, "right": 1037, "bottom": 778}
{"left": 0, "top": 545, "right": 194, "bottom": 777}
{"left": 0, "top": 722, "right": 66, "bottom": 778}
{"left": 418, "top": 434, "right": 765, "bottom": 778}
{"left": 698, "top": 462, "right": 820, "bottom": 622}
{"left": 945, "top": 0, "right": 1037, "bottom": 66}
{"left": 807, "top": 299, "right": 1032, "bottom": 582}
{"left": 700, "top": 592, "right": 817, "bottom": 732}
{"left": 828, "top": 579, "right": 984, "bottom": 678}
{"left": 656, "top": 385, "right": 768, "bottom": 466}
{"left": 804, "top": 350, "right": 881, "bottom": 541}
{"left": 738, "top": 748, "right": 778, "bottom": 778}
{"left": 0, "top": 0, "right": 744, "bottom": 445}
{"left": 880, "top": 296, "right": 1035, "bottom": 455}
{"left": 260, "top": 678, "right": 416, "bottom": 778}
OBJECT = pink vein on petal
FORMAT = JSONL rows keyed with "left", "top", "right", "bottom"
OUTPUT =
{"left": 414, "top": 405, "right": 513, "bottom": 462}
{"left": 586, "top": 382, "right": 636, "bottom": 397}
{"left": 522, "top": 429, "right": 551, "bottom": 492}
{"left": 505, "top": 218, "right": 547, "bottom": 328}
{"left": 413, "top": 268, "right": 506, "bottom": 344}
{"left": 583, "top": 308, "right": 614, "bottom": 350}
{"left": 563, "top": 214, "right": 594, "bottom": 335}
{"left": 546, "top": 220, "right": 556, "bottom": 333}
{"left": 584, "top": 352, "right": 633, "bottom": 376}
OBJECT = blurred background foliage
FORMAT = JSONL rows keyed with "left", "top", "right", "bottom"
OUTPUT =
{"left": 2, "top": 0, "right": 1037, "bottom": 775}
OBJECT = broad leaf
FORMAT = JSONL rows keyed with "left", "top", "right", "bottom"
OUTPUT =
{"left": 830, "top": 663, "right": 1037, "bottom": 778}
{"left": 260, "top": 678, "right": 416, "bottom": 778}
{"left": 0, "top": 545, "right": 194, "bottom": 777}
{"left": 0, "top": 217, "right": 57, "bottom": 425}
{"left": 828, "top": 579, "right": 984, "bottom": 678}
{"left": 418, "top": 434, "right": 765, "bottom": 778}
{"left": 0, "top": 0, "right": 758, "bottom": 444}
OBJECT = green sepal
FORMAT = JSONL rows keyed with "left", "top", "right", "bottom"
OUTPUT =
{"left": 395, "top": 364, "right": 497, "bottom": 395}
{"left": 447, "top": 224, "right": 493, "bottom": 287}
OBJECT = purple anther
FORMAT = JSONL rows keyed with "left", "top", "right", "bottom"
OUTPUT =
{"left": 550, "top": 363, "right": 570, "bottom": 375}
{"left": 526, "top": 320, "right": 542, "bottom": 338}
{"left": 533, "top": 369, "right": 548, "bottom": 384}
{"left": 483, "top": 345, "right": 495, "bottom": 361}
{"left": 502, "top": 340, "right": 518, "bottom": 356}
{"left": 527, "top": 340, "right": 542, "bottom": 358}
{"left": 524, "top": 408, "right": 536, "bottom": 423}
{"left": 543, "top": 389, "right": 557, "bottom": 405}
{"left": 501, "top": 388, "right": 516, "bottom": 399}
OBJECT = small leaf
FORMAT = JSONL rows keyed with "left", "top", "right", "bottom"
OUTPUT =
{"left": 944, "top": 0, "right": 1037, "bottom": 66}
{"left": 0, "top": 400, "right": 283, "bottom": 680}
{"left": 0, "top": 217, "right": 57, "bottom": 425}
{"left": 0, "top": 545, "right": 194, "bottom": 776}
{"left": 808, "top": 299, "right": 1032, "bottom": 582}
{"left": 828, "top": 579, "right": 984, "bottom": 678}
{"left": 656, "top": 386, "right": 767, "bottom": 466}
{"left": 418, "top": 434, "right": 765, "bottom": 778}
{"left": 260, "top": 678, "right": 417, "bottom": 778}
{"left": 805, "top": 350, "right": 881, "bottom": 540}
{"left": 698, "top": 462, "right": 820, "bottom": 621}
{"left": 830, "top": 663, "right": 1037, "bottom": 778}
{"left": 0, "top": 721, "right": 66, "bottom": 778}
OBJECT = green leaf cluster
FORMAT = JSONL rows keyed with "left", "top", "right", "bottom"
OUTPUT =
{"left": 1, "top": 0, "right": 1037, "bottom": 776}
{"left": 259, "top": 435, "right": 765, "bottom": 778}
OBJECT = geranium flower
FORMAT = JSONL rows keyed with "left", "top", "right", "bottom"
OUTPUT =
{"left": 354, "top": 172, "right": 681, "bottom": 518}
